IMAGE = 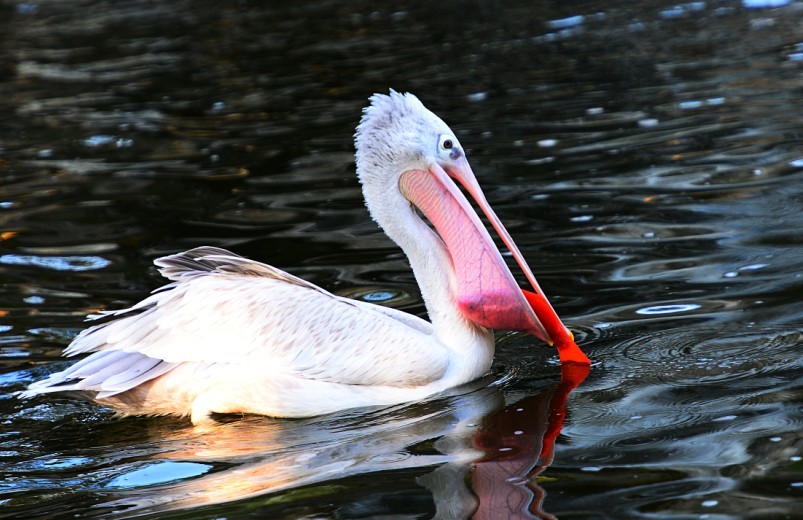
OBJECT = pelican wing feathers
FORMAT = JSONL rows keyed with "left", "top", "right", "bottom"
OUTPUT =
{"left": 27, "top": 248, "right": 449, "bottom": 400}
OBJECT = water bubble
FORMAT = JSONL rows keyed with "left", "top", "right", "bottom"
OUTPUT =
{"left": 712, "top": 415, "right": 737, "bottom": 422}
{"left": 570, "top": 215, "right": 593, "bottom": 223}
{"left": 82, "top": 135, "right": 115, "bottom": 147}
{"left": 743, "top": 0, "right": 789, "bottom": 8}
{"left": 362, "top": 291, "right": 395, "bottom": 302}
{"left": 740, "top": 263, "right": 768, "bottom": 271}
{"left": 466, "top": 92, "right": 487, "bottom": 102}
{"left": 537, "top": 139, "right": 558, "bottom": 148}
{"left": 679, "top": 100, "right": 704, "bottom": 109}
{"left": 106, "top": 461, "right": 212, "bottom": 488}
{"left": 0, "top": 254, "right": 111, "bottom": 271}
{"left": 635, "top": 303, "right": 701, "bottom": 315}
{"left": 701, "top": 500, "right": 718, "bottom": 507}
{"left": 336, "top": 287, "right": 414, "bottom": 308}
{"left": 581, "top": 466, "right": 602, "bottom": 472}
{"left": 547, "top": 15, "right": 585, "bottom": 30}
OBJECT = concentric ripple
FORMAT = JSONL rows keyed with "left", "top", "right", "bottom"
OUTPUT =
{"left": 562, "top": 326, "right": 803, "bottom": 470}
{"left": 335, "top": 286, "right": 420, "bottom": 309}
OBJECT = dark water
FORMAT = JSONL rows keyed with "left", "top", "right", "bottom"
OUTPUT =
{"left": 1, "top": 0, "right": 802, "bottom": 518}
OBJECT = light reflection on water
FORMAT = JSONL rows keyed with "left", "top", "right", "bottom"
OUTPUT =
{"left": 0, "top": 254, "right": 111, "bottom": 271}
{"left": 1, "top": 0, "right": 802, "bottom": 518}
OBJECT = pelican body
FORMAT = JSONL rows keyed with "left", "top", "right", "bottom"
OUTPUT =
{"left": 22, "top": 91, "right": 589, "bottom": 424}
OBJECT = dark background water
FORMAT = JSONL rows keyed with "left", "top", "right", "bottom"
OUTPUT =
{"left": 1, "top": 0, "right": 802, "bottom": 518}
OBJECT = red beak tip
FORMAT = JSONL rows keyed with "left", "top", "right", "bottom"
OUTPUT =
{"left": 556, "top": 339, "right": 591, "bottom": 365}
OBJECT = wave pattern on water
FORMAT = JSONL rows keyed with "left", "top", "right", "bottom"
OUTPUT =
{"left": 1, "top": 0, "right": 802, "bottom": 518}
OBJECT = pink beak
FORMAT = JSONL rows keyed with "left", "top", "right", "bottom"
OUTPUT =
{"left": 399, "top": 157, "right": 590, "bottom": 365}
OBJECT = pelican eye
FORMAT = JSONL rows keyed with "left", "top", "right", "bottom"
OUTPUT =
{"left": 438, "top": 134, "right": 462, "bottom": 160}
{"left": 438, "top": 134, "right": 455, "bottom": 152}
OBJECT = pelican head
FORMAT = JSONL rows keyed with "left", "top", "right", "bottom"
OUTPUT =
{"left": 354, "top": 91, "right": 463, "bottom": 239}
{"left": 356, "top": 91, "right": 457, "bottom": 181}
{"left": 354, "top": 91, "right": 589, "bottom": 364}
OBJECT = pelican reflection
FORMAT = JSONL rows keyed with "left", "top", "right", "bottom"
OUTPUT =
{"left": 100, "top": 363, "right": 589, "bottom": 519}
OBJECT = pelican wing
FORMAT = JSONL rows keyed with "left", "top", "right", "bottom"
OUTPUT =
{"left": 63, "top": 247, "right": 448, "bottom": 388}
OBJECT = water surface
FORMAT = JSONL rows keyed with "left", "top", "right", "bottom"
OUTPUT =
{"left": 1, "top": 0, "right": 802, "bottom": 518}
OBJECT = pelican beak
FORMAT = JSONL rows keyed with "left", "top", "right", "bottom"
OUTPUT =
{"left": 399, "top": 157, "right": 590, "bottom": 365}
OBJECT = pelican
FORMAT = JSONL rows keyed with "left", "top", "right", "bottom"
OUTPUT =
{"left": 21, "top": 91, "right": 590, "bottom": 424}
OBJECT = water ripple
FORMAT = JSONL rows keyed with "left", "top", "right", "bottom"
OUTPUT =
{"left": 563, "top": 326, "right": 803, "bottom": 472}
{"left": 1, "top": 0, "right": 802, "bottom": 518}
{"left": 335, "top": 286, "right": 419, "bottom": 309}
{"left": 0, "top": 254, "right": 110, "bottom": 271}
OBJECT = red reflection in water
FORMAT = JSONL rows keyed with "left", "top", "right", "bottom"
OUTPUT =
{"left": 471, "top": 363, "right": 590, "bottom": 519}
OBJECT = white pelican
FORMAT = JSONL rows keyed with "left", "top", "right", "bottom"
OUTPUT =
{"left": 22, "top": 91, "right": 590, "bottom": 424}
